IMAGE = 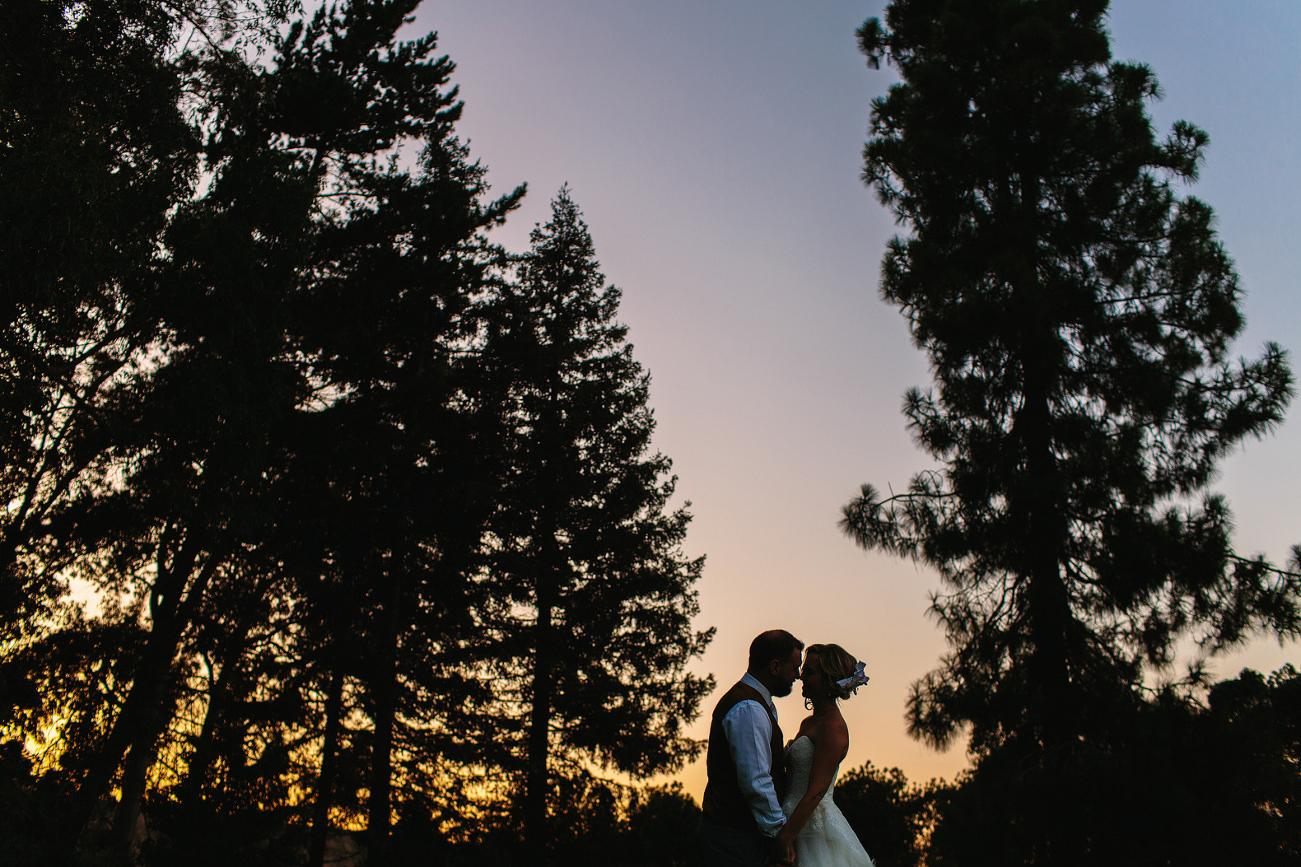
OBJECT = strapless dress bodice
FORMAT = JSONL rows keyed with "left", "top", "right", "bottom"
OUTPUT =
{"left": 778, "top": 734, "right": 875, "bottom": 867}
{"left": 781, "top": 735, "right": 837, "bottom": 818}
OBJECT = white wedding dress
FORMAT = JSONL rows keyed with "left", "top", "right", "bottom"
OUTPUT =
{"left": 780, "top": 735, "right": 875, "bottom": 867}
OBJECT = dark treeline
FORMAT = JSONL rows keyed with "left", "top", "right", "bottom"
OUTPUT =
{"left": 1, "top": 1, "right": 712, "bottom": 864}
{"left": 843, "top": 0, "right": 1300, "bottom": 865}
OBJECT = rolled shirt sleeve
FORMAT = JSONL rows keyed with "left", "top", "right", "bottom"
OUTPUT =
{"left": 720, "top": 699, "right": 786, "bottom": 836}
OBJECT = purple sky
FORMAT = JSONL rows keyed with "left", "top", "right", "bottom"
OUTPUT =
{"left": 408, "top": 0, "right": 1301, "bottom": 794}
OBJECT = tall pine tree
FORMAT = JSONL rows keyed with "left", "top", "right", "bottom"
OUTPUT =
{"left": 843, "top": 0, "right": 1298, "bottom": 762}
{"left": 482, "top": 188, "right": 713, "bottom": 864}
{"left": 274, "top": 3, "right": 523, "bottom": 861}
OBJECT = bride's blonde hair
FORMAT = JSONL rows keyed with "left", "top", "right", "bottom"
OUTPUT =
{"left": 807, "top": 644, "right": 859, "bottom": 700}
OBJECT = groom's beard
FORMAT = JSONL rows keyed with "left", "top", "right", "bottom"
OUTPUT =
{"left": 771, "top": 681, "right": 794, "bottom": 698}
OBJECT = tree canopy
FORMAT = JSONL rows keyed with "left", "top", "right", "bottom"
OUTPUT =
{"left": 845, "top": 0, "right": 1298, "bottom": 754}
{"left": 0, "top": 2, "right": 711, "bottom": 864}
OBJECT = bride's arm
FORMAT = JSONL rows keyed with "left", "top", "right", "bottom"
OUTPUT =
{"left": 775, "top": 720, "right": 848, "bottom": 849}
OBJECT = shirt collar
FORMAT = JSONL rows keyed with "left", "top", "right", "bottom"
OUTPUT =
{"left": 741, "top": 672, "right": 777, "bottom": 716}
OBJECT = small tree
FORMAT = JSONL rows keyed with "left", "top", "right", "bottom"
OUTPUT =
{"left": 483, "top": 188, "right": 713, "bottom": 863}
{"left": 834, "top": 762, "right": 944, "bottom": 867}
{"left": 844, "top": 0, "right": 1297, "bottom": 763}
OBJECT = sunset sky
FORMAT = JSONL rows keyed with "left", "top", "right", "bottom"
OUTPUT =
{"left": 409, "top": 0, "right": 1301, "bottom": 796}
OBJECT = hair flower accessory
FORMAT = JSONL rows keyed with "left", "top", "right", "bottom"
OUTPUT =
{"left": 836, "top": 661, "right": 870, "bottom": 693}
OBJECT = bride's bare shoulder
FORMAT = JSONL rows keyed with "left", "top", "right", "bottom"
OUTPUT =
{"left": 811, "top": 711, "right": 849, "bottom": 757}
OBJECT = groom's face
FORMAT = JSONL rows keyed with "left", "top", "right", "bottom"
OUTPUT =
{"left": 768, "top": 647, "right": 803, "bottom": 697}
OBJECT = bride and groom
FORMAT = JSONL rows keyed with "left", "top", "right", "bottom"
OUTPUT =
{"left": 696, "top": 630, "right": 874, "bottom": 867}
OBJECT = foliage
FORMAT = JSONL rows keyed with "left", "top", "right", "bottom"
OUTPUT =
{"left": 619, "top": 782, "right": 704, "bottom": 867}
{"left": 0, "top": 0, "right": 198, "bottom": 650}
{"left": 267, "top": 5, "right": 525, "bottom": 861}
{"left": 0, "top": 740, "right": 87, "bottom": 866}
{"left": 291, "top": 778, "right": 704, "bottom": 867}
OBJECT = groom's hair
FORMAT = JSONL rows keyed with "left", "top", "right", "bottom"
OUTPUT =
{"left": 748, "top": 630, "right": 803, "bottom": 672}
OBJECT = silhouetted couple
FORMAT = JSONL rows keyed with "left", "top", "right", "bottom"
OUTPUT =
{"left": 696, "top": 630, "right": 874, "bottom": 867}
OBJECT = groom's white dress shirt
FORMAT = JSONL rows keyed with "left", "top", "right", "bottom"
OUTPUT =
{"left": 720, "top": 672, "right": 786, "bottom": 836}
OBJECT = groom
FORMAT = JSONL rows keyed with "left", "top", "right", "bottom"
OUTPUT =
{"left": 696, "top": 630, "right": 803, "bottom": 867}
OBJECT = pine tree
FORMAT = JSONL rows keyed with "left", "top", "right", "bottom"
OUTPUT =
{"left": 482, "top": 188, "right": 713, "bottom": 863}
{"left": 274, "top": 5, "right": 524, "bottom": 861}
{"left": 843, "top": 0, "right": 1299, "bottom": 761}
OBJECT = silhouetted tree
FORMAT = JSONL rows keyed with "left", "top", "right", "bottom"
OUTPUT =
{"left": 3, "top": 5, "right": 717, "bottom": 865}
{"left": 618, "top": 782, "right": 703, "bottom": 867}
{"left": 59, "top": 52, "right": 319, "bottom": 857}
{"left": 5, "top": 1, "right": 517, "bottom": 861}
{"left": 365, "top": 779, "right": 707, "bottom": 867}
{"left": 844, "top": 0, "right": 1298, "bottom": 859}
{"left": 272, "top": 4, "right": 523, "bottom": 862}
{"left": 142, "top": 543, "right": 314, "bottom": 867}
{"left": 1, "top": 2, "right": 313, "bottom": 860}
{"left": 0, "top": 0, "right": 197, "bottom": 653}
{"left": 482, "top": 188, "right": 713, "bottom": 863}
{"left": 1191, "top": 665, "right": 1301, "bottom": 861}
{"left": 926, "top": 665, "right": 1301, "bottom": 866}
{"left": 834, "top": 761, "right": 944, "bottom": 867}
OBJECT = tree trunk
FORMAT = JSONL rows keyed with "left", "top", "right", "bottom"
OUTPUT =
{"left": 1022, "top": 381, "right": 1072, "bottom": 750}
{"left": 366, "top": 577, "right": 402, "bottom": 867}
{"left": 1013, "top": 188, "right": 1078, "bottom": 866}
{"left": 111, "top": 698, "right": 168, "bottom": 861}
{"left": 524, "top": 582, "right": 554, "bottom": 865}
{"left": 69, "top": 644, "right": 166, "bottom": 841}
{"left": 182, "top": 632, "right": 250, "bottom": 796}
{"left": 69, "top": 536, "right": 219, "bottom": 842}
{"left": 1013, "top": 172, "right": 1073, "bottom": 753}
{"left": 308, "top": 666, "right": 345, "bottom": 867}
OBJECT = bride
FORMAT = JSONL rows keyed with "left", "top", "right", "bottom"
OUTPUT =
{"left": 775, "top": 644, "right": 874, "bottom": 867}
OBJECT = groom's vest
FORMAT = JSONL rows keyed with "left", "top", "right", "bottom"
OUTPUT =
{"left": 700, "top": 679, "right": 785, "bottom": 831}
